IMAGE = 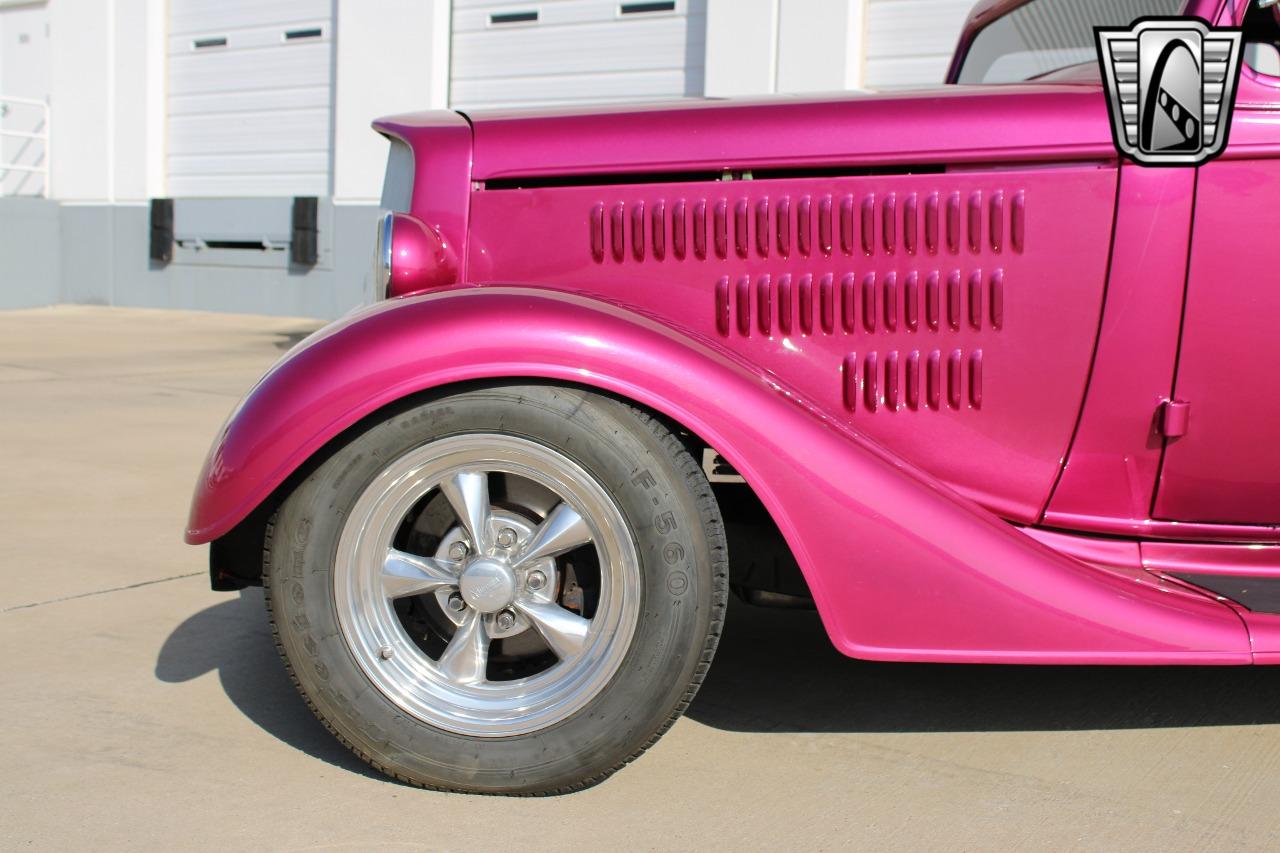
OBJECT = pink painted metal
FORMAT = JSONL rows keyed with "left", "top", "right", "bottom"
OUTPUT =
{"left": 186, "top": 0, "right": 1280, "bottom": 664}
{"left": 185, "top": 288, "right": 1250, "bottom": 663}
{"left": 1022, "top": 527, "right": 1228, "bottom": 609}
{"left": 1140, "top": 0, "right": 1280, "bottom": 527}
{"left": 1152, "top": 155, "right": 1280, "bottom": 524}
{"left": 384, "top": 213, "right": 459, "bottom": 299}
{"left": 465, "top": 86, "right": 1116, "bottom": 181}
{"left": 466, "top": 164, "right": 1116, "bottom": 523}
{"left": 1044, "top": 165, "right": 1194, "bottom": 529}
{"left": 373, "top": 111, "right": 473, "bottom": 283}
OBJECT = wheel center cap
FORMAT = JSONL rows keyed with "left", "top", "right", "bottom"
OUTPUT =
{"left": 458, "top": 558, "right": 516, "bottom": 613}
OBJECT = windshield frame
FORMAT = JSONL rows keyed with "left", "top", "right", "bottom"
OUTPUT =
{"left": 945, "top": 0, "right": 1226, "bottom": 85}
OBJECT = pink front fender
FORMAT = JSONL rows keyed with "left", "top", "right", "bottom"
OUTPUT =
{"left": 187, "top": 288, "right": 1250, "bottom": 664}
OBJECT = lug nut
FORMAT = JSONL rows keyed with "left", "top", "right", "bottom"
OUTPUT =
{"left": 448, "top": 541, "right": 469, "bottom": 560}
{"left": 378, "top": 645, "right": 395, "bottom": 660}
{"left": 446, "top": 593, "right": 466, "bottom": 613}
{"left": 495, "top": 609, "right": 517, "bottom": 631}
{"left": 496, "top": 528, "right": 517, "bottom": 548}
{"left": 526, "top": 570, "right": 547, "bottom": 591}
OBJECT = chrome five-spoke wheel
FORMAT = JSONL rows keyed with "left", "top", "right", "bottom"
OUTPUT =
{"left": 335, "top": 434, "right": 641, "bottom": 736}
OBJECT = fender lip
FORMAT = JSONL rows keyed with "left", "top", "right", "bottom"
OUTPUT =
{"left": 184, "top": 287, "right": 796, "bottom": 545}
{"left": 183, "top": 296, "right": 409, "bottom": 544}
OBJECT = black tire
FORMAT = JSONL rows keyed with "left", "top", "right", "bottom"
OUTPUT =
{"left": 263, "top": 384, "right": 727, "bottom": 794}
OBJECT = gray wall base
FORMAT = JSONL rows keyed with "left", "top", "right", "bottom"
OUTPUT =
{"left": 0, "top": 198, "right": 62, "bottom": 310}
{"left": 0, "top": 198, "right": 379, "bottom": 320}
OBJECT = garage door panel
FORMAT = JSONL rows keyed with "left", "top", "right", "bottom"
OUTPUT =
{"left": 169, "top": 172, "right": 329, "bottom": 198}
{"left": 865, "top": 0, "right": 972, "bottom": 58}
{"left": 453, "top": 0, "right": 697, "bottom": 29}
{"left": 168, "top": 42, "right": 331, "bottom": 96}
{"left": 168, "top": 151, "right": 329, "bottom": 177}
{"left": 170, "top": 0, "right": 332, "bottom": 36}
{"left": 453, "top": 18, "right": 704, "bottom": 79}
{"left": 452, "top": 68, "right": 702, "bottom": 109}
{"left": 167, "top": 21, "right": 329, "bottom": 56}
{"left": 865, "top": 55, "right": 958, "bottom": 88}
{"left": 169, "top": 111, "right": 330, "bottom": 156}
{"left": 168, "top": 0, "right": 333, "bottom": 196}
{"left": 168, "top": 86, "right": 331, "bottom": 118}
{"left": 451, "top": 0, "right": 706, "bottom": 110}
{"left": 865, "top": 0, "right": 972, "bottom": 89}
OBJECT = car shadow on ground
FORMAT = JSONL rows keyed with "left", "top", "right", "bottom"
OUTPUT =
{"left": 688, "top": 599, "right": 1280, "bottom": 733}
{"left": 154, "top": 588, "right": 384, "bottom": 780}
{"left": 156, "top": 589, "right": 1280, "bottom": 773}
{"left": 272, "top": 329, "right": 315, "bottom": 351}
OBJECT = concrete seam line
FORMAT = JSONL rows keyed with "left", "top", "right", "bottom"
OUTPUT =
{"left": 1, "top": 572, "right": 204, "bottom": 613}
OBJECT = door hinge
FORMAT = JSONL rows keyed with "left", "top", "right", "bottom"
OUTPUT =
{"left": 1160, "top": 399, "right": 1191, "bottom": 438}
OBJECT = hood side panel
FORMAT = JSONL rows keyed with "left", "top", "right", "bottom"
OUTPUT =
{"left": 464, "top": 86, "right": 1115, "bottom": 180}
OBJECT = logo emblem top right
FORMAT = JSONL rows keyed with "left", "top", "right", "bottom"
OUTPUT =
{"left": 1097, "top": 19, "right": 1245, "bottom": 167}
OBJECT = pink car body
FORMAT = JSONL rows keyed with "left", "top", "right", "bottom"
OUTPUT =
{"left": 188, "top": 0, "right": 1280, "bottom": 665}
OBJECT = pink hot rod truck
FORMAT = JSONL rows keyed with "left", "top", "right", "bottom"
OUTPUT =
{"left": 185, "top": 0, "right": 1280, "bottom": 793}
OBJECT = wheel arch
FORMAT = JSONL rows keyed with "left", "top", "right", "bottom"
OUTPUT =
{"left": 194, "top": 289, "right": 817, "bottom": 599}
{"left": 205, "top": 374, "right": 763, "bottom": 591}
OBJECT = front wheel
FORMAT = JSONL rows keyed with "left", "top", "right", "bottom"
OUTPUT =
{"left": 264, "top": 385, "right": 727, "bottom": 794}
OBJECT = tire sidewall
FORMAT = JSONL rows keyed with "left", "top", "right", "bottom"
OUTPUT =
{"left": 267, "top": 385, "right": 721, "bottom": 792}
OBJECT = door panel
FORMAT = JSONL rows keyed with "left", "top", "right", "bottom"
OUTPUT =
{"left": 1045, "top": 166, "right": 1195, "bottom": 529}
{"left": 1154, "top": 155, "right": 1280, "bottom": 524}
{"left": 468, "top": 164, "right": 1118, "bottom": 522}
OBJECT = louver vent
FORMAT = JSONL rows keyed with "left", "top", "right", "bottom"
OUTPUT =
{"left": 590, "top": 191, "right": 1025, "bottom": 263}
{"left": 842, "top": 349, "right": 984, "bottom": 413}
{"left": 715, "top": 269, "right": 1006, "bottom": 338}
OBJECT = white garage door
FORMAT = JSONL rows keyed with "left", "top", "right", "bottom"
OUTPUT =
{"left": 450, "top": 0, "right": 707, "bottom": 112}
{"left": 167, "top": 0, "right": 334, "bottom": 197}
{"left": 865, "top": 0, "right": 975, "bottom": 89}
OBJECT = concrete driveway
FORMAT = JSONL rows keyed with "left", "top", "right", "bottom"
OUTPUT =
{"left": 4, "top": 306, "right": 1280, "bottom": 852}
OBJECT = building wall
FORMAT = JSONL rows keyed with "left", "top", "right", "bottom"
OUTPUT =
{"left": 45, "top": 0, "right": 163, "bottom": 202}
{"left": 704, "top": 0, "right": 867, "bottom": 97}
{"left": 1, "top": 0, "right": 981, "bottom": 319}
{"left": 56, "top": 202, "right": 375, "bottom": 317}
{"left": 0, "top": 197, "right": 59, "bottom": 309}
{"left": 0, "top": 0, "right": 409, "bottom": 318}
{"left": 0, "top": 1, "right": 50, "bottom": 196}
{"left": 333, "top": 0, "right": 450, "bottom": 204}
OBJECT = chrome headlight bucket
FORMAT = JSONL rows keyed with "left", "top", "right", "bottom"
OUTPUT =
{"left": 374, "top": 211, "right": 460, "bottom": 300}
{"left": 374, "top": 211, "right": 395, "bottom": 299}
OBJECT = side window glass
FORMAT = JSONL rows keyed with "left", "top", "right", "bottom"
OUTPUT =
{"left": 1243, "top": 6, "right": 1280, "bottom": 78}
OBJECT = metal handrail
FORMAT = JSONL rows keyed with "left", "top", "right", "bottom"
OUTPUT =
{"left": 0, "top": 95, "right": 50, "bottom": 198}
